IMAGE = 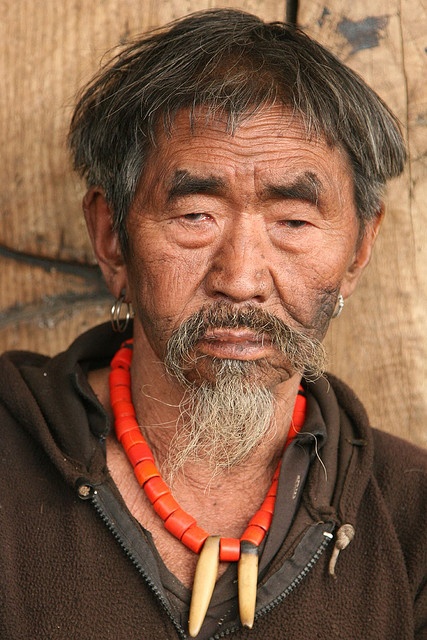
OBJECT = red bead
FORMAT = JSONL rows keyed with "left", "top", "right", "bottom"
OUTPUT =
{"left": 181, "top": 525, "right": 209, "bottom": 554}
{"left": 144, "top": 476, "right": 170, "bottom": 504}
{"left": 120, "top": 429, "right": 145, "bottom": 451}
{"left": 219, "top": 537, "right": 241, "bottom": 562}
{"left": 247, "top": 509, "right": 272, "bottom": 531}
{"left": 152, "top": 493, "right": 179, "bottom": 520}
{"left": 115, "top": 416, "right": 139, "bottom": 441}
{"left": 241, "top": 525, "right": 266, "bottom": 547}
{"left": 260, "top": 496, "right": 276, "bottom": 514}
{"left": 266, "top": 478, "right": 279, "bottom": 497}
{"left": 164, "top": 508, "right": 197, "bottom": 538}
{"left": 112, "top": 400, "right": 136, "bottom": 419}
{"left": 111, "top": 346, "right": 133, "bottom": 370}
{"left": 134, "top": 460, "right": 160, "bottom": 487}
{"left": 110, "top": 368, "right": 131, "bottom": 387}
{"left": 110, "top": 385, "right": 132, "bottom": 405}
{"left": 127, "top": 442, "right": 155, "bottom": 466}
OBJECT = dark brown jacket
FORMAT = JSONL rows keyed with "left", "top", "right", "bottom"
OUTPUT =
{"left": 0, "top": 323, "right": 426, "bottom": 639}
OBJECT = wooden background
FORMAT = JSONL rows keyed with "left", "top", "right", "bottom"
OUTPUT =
{"left": 0, "top": 1, "right": 426, "bottom": 448}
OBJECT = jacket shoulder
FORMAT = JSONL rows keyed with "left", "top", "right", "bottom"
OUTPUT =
{"left": 370, "top": 427, "right": 427, "bottom": 513}
{"left": 370, "top": 429, "right": 426, "bottom": 560}
{"left": 371, "top": 427, "right": 427, "bottom": 484}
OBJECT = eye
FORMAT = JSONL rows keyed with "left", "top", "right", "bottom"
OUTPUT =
{"left": 282, "top": 219, "right": 308, "bottom": 229}
{"left": 182, "top": 212, "right": 210, "bottom": 222}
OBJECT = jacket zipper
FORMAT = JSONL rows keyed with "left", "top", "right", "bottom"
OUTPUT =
{"left": 91, "top": 490, "right": 188, "bottom": 639}
{"left": 210, "top": 532, "right": 333, "bottom": 639}
{"left": 89, "top": 485, "right": 333, "bottom": 640}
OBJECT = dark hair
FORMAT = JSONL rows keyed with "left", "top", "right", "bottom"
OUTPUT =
{"left": 68, "top": 8, "right": 406, "bottom": 252}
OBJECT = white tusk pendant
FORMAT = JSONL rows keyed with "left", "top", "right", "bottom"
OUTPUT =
{"left": 188, "top": 536, "right": 220, "bottom": 637}
{"left": 238, "top": 541, "right": 259, "bottom": 628}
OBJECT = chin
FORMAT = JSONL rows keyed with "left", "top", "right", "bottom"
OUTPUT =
{"left": 180, "top": 355, "right": 293, "bottom": 389}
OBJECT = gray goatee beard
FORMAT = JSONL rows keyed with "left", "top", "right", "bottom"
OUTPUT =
{"left": 167, "top": 360, "right": 276, "bottom": 481}
{"left": 162, "top": 303, "right": 326, "bottom": 480}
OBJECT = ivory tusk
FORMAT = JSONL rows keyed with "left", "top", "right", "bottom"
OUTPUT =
{"left": 238, "top": 541, "right": 259, "bottom": 628}
{"left": 188, "top": 535, "right": 220, "bottom": 637}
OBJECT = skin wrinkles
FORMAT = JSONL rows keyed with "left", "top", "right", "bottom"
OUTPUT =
{"left": 87, "top": 104, "right": 381, "bottom": 405}
{"left": 122, "top": 107, "right": 373, "bottom": 390}
{"left": 134, "top": 109, "right": 349, "bottom": 219}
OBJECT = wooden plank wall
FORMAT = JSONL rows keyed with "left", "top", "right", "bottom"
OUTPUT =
{"left": 299, "top": 1, "right": 427, "bottom": 448}
{"left": 1, "top": 1, "right": 426, "bottom": 448}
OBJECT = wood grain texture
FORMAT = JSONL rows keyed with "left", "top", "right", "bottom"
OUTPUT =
{"left": 0, "top": 1, "right": 425, "bottom": 447}
{"left": 299, "top": 0, "right": 427, "bottom": 447}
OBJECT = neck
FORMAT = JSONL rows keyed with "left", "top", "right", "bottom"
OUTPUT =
{"left": 96, "top": 336, "right": 306, "bottom": 625}
{"left": 128, "top": 334, "right": 302, "bottom": 488}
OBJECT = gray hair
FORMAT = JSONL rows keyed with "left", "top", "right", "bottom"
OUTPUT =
{"left": 68, "top": 9, "right": 406, "bottom": 253}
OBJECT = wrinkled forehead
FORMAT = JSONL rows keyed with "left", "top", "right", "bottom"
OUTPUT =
{"left": 136, "top": 104, "right": 355, "bottom": 205}
{"left": 154, "top": 102, "right": 336, "bottom": 148}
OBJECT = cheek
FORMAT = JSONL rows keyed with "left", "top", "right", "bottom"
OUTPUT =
{"left": 127, "top": 246, "right": 209, "bottom": 326}
{"left": 308, "top": 228, "right": 359, "bottom": 287}
{"left": 272, "top": 238, "right": 353, "bottom": 333}
{"left": 275, "top": 246, "right": 343, "bottom": 296}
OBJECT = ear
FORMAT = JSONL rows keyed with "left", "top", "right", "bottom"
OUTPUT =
{"left": 340, "top": 206, "right": 384, "bottom": 299}
{"left": 83, "top": 187, "right": 128, "bottom": 298}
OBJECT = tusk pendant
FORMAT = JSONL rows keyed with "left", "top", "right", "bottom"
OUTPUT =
{"left": 238, "top": 541, "right": 259, "bottom": 628}
{"left": 188, "top": 535, "right": 220, "bottom": 637}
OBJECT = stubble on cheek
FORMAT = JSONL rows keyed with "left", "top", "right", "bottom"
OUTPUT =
{"left": 302, "top": 286, "right": 339, "bottom": 341}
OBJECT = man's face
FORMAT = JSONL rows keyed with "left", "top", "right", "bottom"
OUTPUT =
{"left": 123, "top": 106, "right": 370, "bottom": 389}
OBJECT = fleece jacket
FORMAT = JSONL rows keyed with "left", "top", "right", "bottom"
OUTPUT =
{"left": 0, "top": 323, "right": 426, "bottom": 639}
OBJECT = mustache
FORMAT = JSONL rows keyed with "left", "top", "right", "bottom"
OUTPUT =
{"left": 164, "top": 302, "right": 326, "bottom": 381}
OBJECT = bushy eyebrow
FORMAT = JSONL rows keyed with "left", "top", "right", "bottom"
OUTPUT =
{"left": 264, "top": 171, "right": 322, "bottom": 206}
{"left": 166, "top": 169, "right": 323, "bottom": 206}
{"left": 263, "top": 171, "right": 323, "bottom": 205}
{"left": 167, "top": 170, "right": 225, "bottom": 202}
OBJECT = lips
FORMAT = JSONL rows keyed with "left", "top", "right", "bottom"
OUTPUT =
{"left": 204, "top": 328, "right": 268, "bottom": 342}
{"left": 197, "top": 328, "right": 273, "bottom": 360}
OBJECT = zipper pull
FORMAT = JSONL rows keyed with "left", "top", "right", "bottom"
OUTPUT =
{"left": 328, "top": 524, "right": 355, "bottom": 577}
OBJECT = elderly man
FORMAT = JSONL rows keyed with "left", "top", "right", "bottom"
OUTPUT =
{"left": 0, "top": 9, "right": 425, "bottom": 639}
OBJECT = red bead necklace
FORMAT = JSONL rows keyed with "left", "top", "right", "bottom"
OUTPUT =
{"left": 109, "top": 339, "right": 307, "bottom": 562}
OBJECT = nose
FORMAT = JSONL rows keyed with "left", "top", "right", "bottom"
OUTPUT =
{"left": 204, "top": 218, "right": 274, "bottom": 304}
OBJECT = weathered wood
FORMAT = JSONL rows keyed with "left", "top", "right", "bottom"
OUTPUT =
{"left": 299, "top": 1, "right": 427, "bottom": 447}
{"left": 0, "top": 252, "right": 109, "bottom": 354}
{"left": 0, "top": 298, "right": 111, "bottom": 355}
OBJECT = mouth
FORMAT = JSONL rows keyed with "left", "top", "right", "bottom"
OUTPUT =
{"left": 197, "top": 328, "right": 274, "bottom": 361}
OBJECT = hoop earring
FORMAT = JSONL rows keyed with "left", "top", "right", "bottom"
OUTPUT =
{"left": 111, "top": 294, "right": 133, "bottom": 333}
{"left": 332, "top": 294, "right": 344, "bottom": 319}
